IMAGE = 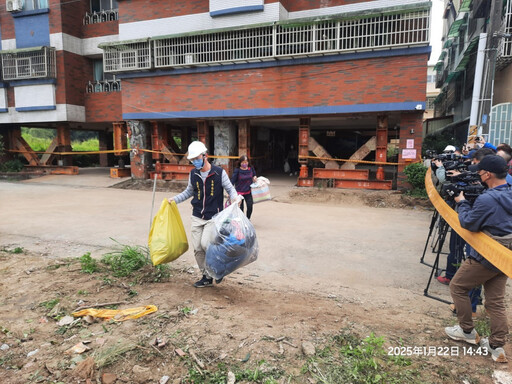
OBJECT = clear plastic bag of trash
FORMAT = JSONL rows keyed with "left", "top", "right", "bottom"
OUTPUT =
{"left": 205, "top": 197, "right": 258, "bottom": 279}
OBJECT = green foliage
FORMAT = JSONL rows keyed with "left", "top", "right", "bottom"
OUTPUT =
{"left": 0, "top": 134, "right": 4, "bottom": 156}
{"left": 302, "top": 331, "right": 420, "bottom": 384}
{"left": 79, "top": 252, "right": 100, "bottom": 274}
{"left": 101, "top": 240, "right": 149, "bottom": 277}
{"left": 1, "top": 246, "right": 24, "bottom": 254}
{"left": 0, "top": 159, "right": 25, "bottom": 172}
{"left": 72, "top": 138, "right": 99, "bottom": 151}
{"left": 186, "top": 361, "right": 282, "bottom": 384}
{"left": 403, "top": 163, "right": 428, "bottom": 196}
{"left": 421, "top": 130, "right": 459, "bottom": 157}
{"left": 39, "top": 299, "right": 59, "bottom": 311}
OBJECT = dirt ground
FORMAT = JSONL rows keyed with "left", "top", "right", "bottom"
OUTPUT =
{"left": 0, "top": 170, "right": 511, "bottom": 384}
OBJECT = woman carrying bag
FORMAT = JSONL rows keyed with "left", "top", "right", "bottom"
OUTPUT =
{"left": 231, "top": 155, "right": 258, "bottom": 219}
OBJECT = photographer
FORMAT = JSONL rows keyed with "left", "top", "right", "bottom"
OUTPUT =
{"left": 445, "top": 155, "right": 512, "bottom": 363}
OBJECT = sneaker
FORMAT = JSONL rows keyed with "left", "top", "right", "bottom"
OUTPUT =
{"left": 480, "top": 338, "right": 508, "bottom": 363}
{"left": 445, "top": 325, "right": 480, "bottom": 345}
{"left": 437, "top": 276, "right": 451, "bottom": 285}
{"left": 193, "top": 275, "right": 213, "bottom": 288}
{"left": 215, "top": 277, "right": 223, "bottom": 284}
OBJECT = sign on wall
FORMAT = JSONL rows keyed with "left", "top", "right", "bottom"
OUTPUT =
{"left": 210, "top": 0, "right": 264, "bottom": 17}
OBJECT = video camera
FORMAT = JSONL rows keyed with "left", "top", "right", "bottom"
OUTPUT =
{"left": 440, "top": 171, "right": 486, "bottom": 203}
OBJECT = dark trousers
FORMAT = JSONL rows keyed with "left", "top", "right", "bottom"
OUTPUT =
{"left": 240, "top": 193, "right": 254, "bottom": 219}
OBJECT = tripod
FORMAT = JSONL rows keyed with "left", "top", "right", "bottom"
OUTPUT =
{"left": 422, "top": 209, "right": 466, "bottom": 304}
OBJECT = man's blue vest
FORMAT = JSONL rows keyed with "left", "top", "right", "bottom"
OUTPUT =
{"left": 190, "top": 164, "right": 224, "bottom": 220}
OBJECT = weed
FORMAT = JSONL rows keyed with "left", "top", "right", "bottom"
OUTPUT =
{"left": 77, "top": 290, "right": 89, "bottom": 296}
{"left": 128, "top": 289, "right": 138, "bottom": 298}
{"left": 302, "top": 331, "right": 420, "bottom": 384}
{"left": 180, "top": 307, "right": 193, "bottom": 315}
{"left": 185, "top": 361, "right": 283, "bottom": 384}
{"left": 39, "top": 299, "right": 59, "bottom": 311}
{"left": 152, "top": 264, "right": 171, "bottom": 282}
{"left": 1, "top": 246, "right": 24, "bottom": 254}
{"left": 101, "top": 240, "right": 149, "bottom": 277}
{"left": 474, "top": 315, "right": 491, "bottom": 338}
{"left": 80, "top": 252, "right": 99, "bottom": 274}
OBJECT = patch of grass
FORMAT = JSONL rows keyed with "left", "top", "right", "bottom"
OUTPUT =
{"left": 94, "top": 340, "right": 138, "bottom": 368}
{"left": 101, "top": 240, "right": 149, "bottom": 277}
{"left": 474, "top": 315, "right": 491, "bottom": 338}
{"left": 302, "top": 331, "right": 421, "bottom": 384}
{"left": 79, "top": 252, "right": 100, "bottom": 274}
{"left": 186, "top": 361, "right": 282, "bottom": 384}
{"left": 1, "top": 246, "right": 24, "bottom": 254}
{"left": 39, "top": 299, "right": 59, "bottom": 311}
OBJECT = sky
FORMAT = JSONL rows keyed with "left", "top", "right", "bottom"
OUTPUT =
{"left": 429, "top": 0, "right": 444, "bottom": 65}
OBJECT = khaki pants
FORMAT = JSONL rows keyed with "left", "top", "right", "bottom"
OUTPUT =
{"left": 450, "top": 258, "right": 508, "bottom": 347}
{"left": 190, "top": 216, "right": 217, "bottom": 276}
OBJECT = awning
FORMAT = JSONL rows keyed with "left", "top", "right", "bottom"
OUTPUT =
{"left": 446, "top": 71, "right": 462, "bottom": 83}
{"left": 447, "top": 18, "right": 466, "bottom": 38}
{"left": 459, "top": 0, "right": 473, "bottom": 12}
{"left": 443, "top": 39, "right": 454, "bottom": 48}
{"left": 454, "top": 36, "right": 479, "bottom": 72}
{"left": 434, "top": 61, "right": 444, "bottom": 71}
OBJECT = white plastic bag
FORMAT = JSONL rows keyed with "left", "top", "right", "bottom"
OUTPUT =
{"left": 205, "top": 200, "right": 258, "bottom": 279}
{"left": 284, "top": 160, "right": 290, "bottom": 173}
{"left": 251, "top": 176, "right": 271, "bottom": 204}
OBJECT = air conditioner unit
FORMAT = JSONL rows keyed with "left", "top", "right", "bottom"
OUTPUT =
{"left": 6, "top": 0, "right": 22, "bottom": 12}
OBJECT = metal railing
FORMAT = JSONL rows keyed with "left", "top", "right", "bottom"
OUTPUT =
{"left": 85, "top": 76, "right": 121, "bottom": 93}
{"left": 83, "top": 9, "right": 119, "bottom": 25}
{"left": 102, "top": 9, "right": 430, "bottom": 73}
{"left": 1, "top": 46, "right": 56, "bottom": 81}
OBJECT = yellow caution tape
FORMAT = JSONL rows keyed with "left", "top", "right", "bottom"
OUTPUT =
{"left": 72, "top": 305, "right": 157, "bottom": 321}
{"left": 298, "top": 154, "right": 407, "bottom": 166}
{"left": 425, "top": 168, "right": 512, "bottom": 278}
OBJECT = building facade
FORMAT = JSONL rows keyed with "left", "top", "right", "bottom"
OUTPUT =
{"left": 0, "top": 0, "right": 432, "bottom": 188}
{"left": 432, "top": 0, "right": 512, "bottom": 146}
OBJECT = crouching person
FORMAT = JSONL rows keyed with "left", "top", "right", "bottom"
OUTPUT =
{"left": 444, "top": 155, "right": 512, "bottom": 363}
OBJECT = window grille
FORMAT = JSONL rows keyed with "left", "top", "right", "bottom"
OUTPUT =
{"left": 497, "top": 0, "right": 512, "bottom": 69}
{"left": 86, "top": 76, "right": 121, "bottom": 93}
{"left": 106, "top": 10, "right": 430, "bottom": 72}
{"left": 1, "top": 46, "right": 56, "bottom": 81}
{"left": 83, "top": 9, "right": 119, "bottom": 25}
{"left": 103, "top": 40, "right": 151, "bottom": 72}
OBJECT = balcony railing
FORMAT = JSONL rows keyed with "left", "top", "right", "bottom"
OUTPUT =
{"left": 83, "top": 9, "right": 119, "bottom": 25}
{"left": 1, "top": 46, "right": 56, "bottom": 81}
{"left": 86, "top": 76, "right": 121, "bottom": 93}
{"left": 101, "top": 9, "right": 430, "bottom": 73}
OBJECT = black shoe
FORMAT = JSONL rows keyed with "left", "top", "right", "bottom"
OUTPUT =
{"left": 215, "top": 277, "right": 223, "bottom": 284}
{"left": 194, "top": 275, "right": 213, "bottom": 288}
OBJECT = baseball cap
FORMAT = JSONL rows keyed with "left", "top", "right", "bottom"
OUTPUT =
{"left": 444, "top": 145, "right": 456, "bottom": 152}
{"left": 468, "top": 155, "right": 508, "bottom": 174}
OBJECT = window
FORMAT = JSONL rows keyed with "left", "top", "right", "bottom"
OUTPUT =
{"left": 91, "top": 0, "right": 118, "bottom": 12}
{"left": 24, "top": 0, "right": 48, "bottom": 11}
{"left": 1, "top": 47, "right": 56, "bottom": 81}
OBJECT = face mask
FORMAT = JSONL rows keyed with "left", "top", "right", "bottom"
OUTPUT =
{"left": 191, "top": 157, "right": 204, "bottom": 170}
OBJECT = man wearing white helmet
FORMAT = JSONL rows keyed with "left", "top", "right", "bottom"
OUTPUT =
{"left": 169, "top": 141, "right": 239, "bottom": 287}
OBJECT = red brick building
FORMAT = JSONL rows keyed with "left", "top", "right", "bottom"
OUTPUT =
{"left": 0, "top": 0, "right": 432, "bottom": 188}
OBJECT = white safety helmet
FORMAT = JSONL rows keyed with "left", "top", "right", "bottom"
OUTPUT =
{"left": 187, "top": 141, "right": 208, "bottom": 160}
{"left": 443, "top": 145, "right": 456, "bottom": 153}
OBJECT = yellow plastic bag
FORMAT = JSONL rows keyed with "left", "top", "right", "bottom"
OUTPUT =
{"left": 148, "top": 199, "right": 188, "bottom": 265}
{"left": 72, "top": 305, "right": 157, "bottom": 321}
